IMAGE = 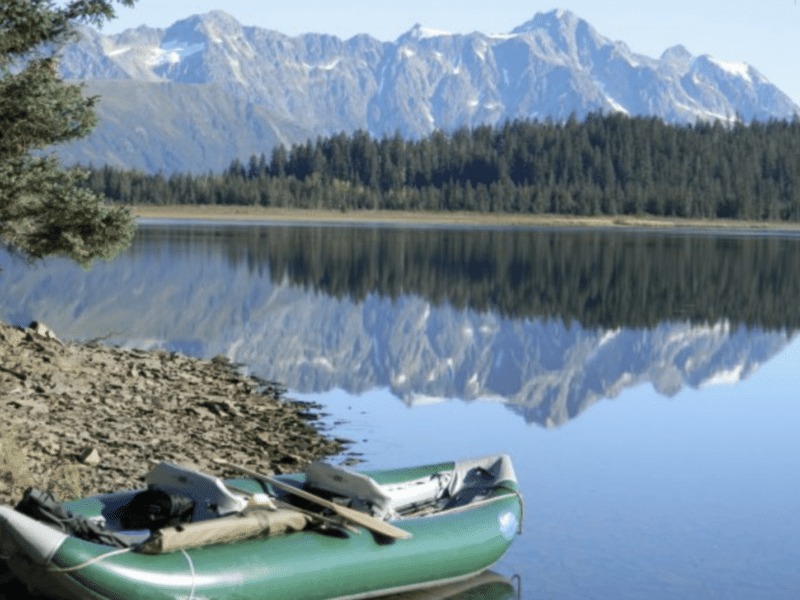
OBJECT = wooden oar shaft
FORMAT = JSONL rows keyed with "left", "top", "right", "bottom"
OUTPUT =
{"left": 218, "top": 461, "right": 412, "bottom": 540}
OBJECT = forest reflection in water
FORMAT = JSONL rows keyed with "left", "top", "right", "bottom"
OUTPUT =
{"left": 1, "top": 223, "right": 798, "bottom": 429}
{"left": 133, "top": 223, "right": 800, "bottom": 330}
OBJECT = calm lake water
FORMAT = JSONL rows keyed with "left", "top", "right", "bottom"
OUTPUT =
{"left": 2, "top": 221, "right": 799, "bottom": 599}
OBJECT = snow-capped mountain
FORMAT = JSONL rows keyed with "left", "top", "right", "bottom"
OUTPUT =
{"left": 55, "top": 9, "right": 799, "bottom": 174}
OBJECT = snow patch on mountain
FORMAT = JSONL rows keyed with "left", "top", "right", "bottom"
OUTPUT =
{"left": 160, "top": 40, "right": 206, "bottom": 63}
{"left": 708, "top": 57, "right": 751, "bottom": 81}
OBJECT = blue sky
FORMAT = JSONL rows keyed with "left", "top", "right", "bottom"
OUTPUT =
{"left": 100, "top": 1, "right": 800, "bottom": 106}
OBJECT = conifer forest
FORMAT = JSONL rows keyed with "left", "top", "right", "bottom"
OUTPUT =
{"left": 84, "top": 113, "right": 800, "bottom": 222}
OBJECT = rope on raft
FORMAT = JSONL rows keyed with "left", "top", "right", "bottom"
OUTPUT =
{"left": 46, "top": 546, "right": 133, "bottom": 573}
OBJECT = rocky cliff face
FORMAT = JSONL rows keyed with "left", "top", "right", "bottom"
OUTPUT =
{"left": 54, "top": 9, "right": 800, "bottom": 174}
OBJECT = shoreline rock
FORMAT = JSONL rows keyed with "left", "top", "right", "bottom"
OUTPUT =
{"left": 0, "top": 319, "right": 342, "bottom": 507}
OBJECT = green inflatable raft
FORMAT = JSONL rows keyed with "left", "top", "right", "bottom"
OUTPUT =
{"left": 0, "top": 453, "right": 523, "bottom": 600}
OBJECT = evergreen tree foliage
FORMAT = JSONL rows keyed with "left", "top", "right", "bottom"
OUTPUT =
{"left": 1, "top": 0, "right": 136, "bottom": 267}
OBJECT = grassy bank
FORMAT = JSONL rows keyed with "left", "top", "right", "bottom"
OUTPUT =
{"left": 131, "top": 205, "right": 800, "bottom": 232}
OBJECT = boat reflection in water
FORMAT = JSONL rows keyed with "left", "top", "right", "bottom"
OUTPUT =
{"left": 0, "top": 568, "right": 519, "bottom": 600}
{"left": 378, "top": 570, "right": 518, "bottom": 600}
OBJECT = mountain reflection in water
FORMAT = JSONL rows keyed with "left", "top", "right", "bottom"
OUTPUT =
{"left": 1, "top": 223, "right": 797, "bottom": 427}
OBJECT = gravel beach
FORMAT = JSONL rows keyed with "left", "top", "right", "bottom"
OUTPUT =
{"left": 0, "top": 319, "right": 341, "bottom": 508}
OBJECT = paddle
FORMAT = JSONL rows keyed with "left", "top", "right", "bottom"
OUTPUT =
{"left": 215, "top": 460, "right": 412, "bottom": 540}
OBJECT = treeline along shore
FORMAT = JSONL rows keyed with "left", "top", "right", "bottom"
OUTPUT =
{"left": 83, "top": 112, "right": 800, "bottom": 222}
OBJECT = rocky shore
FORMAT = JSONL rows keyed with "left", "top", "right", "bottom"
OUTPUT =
{"left": 0, "top": 319, "right": 342, "bottom": 508}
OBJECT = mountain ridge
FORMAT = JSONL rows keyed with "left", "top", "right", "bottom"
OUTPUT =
{"left": 55, "top": 9, "right": 800, "bottom": 174}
